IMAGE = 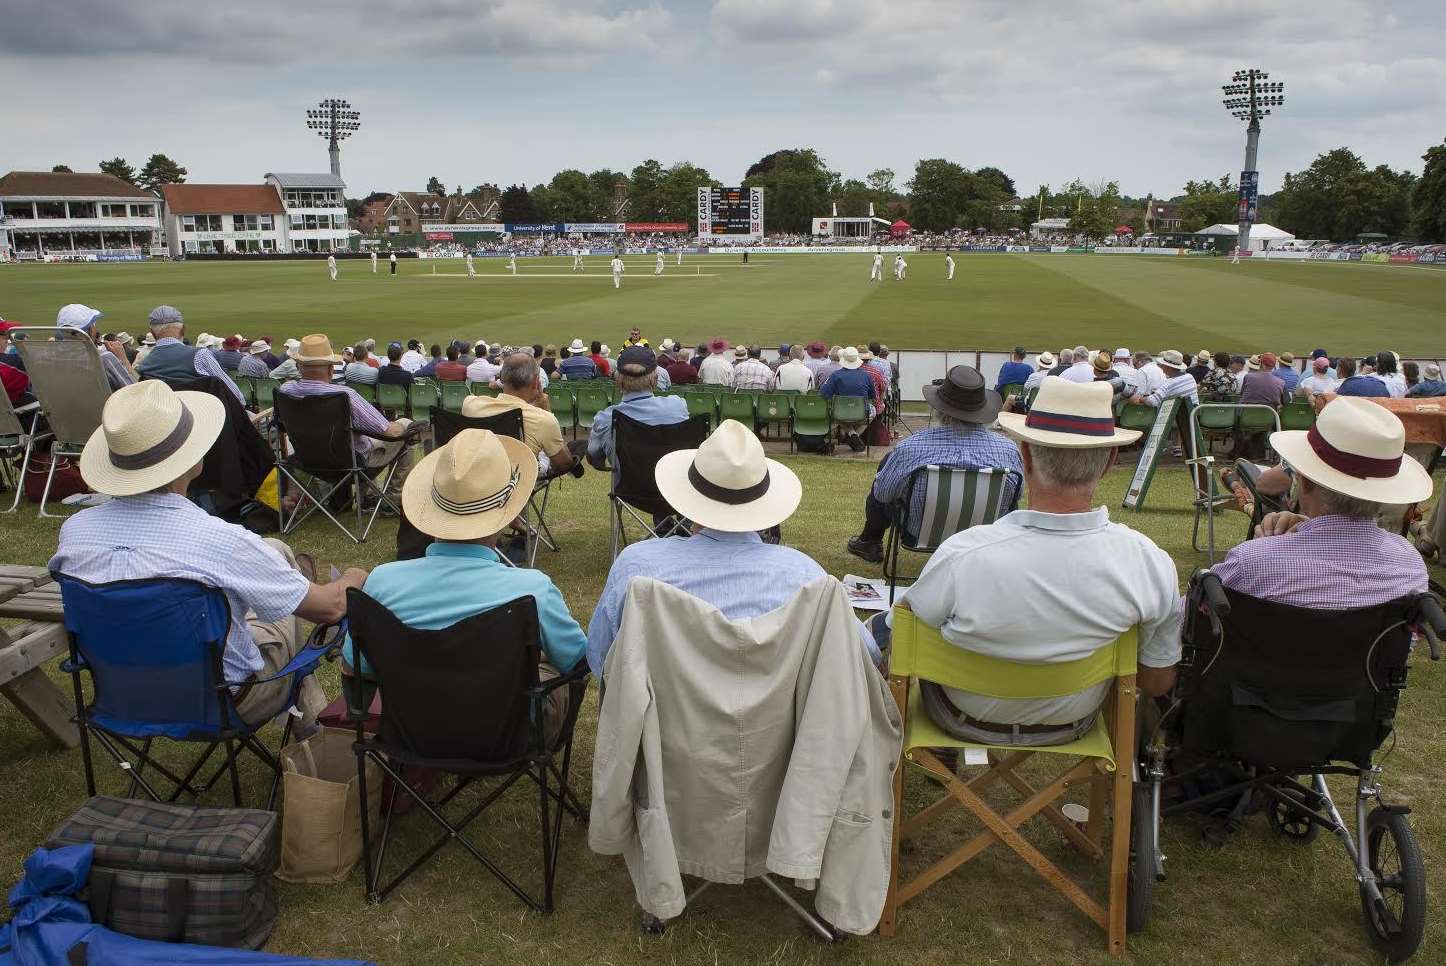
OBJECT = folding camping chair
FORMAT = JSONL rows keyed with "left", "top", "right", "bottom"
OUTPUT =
{"left": 272, "top": 391, "right": 424, "bottom": 544}
{"left": 883, "top": 466, "right": 1019, "bottom": 603}
{"left": 346, "top": 589, "right": 589, "bottom": 911}
{"left": 11, "top": 327, "right": 111, "bottom": 517}
{"left": 1, "top": 386, "right": 45, "bottom": 513}
{"left": 431, "top": 406, "right": 559, "bottom": 566}
{"left": 1189, "top": 403, "right": 1280, "bottom": 564}
{"left": 54, "top": 574, "right": 343, "bottom": 810}
{"left": 608, "top": 412, "right": 710, "bottom": 560}
{"left": 880, "top": 606, "right": 1138, "bottom": 956}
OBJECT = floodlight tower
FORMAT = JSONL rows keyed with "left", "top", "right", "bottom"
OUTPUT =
{"left": 305, "top": 99, "right": 361, "bottom": 180}
{"left": 1221, "top": 69, "right": 1284, "bottom": 255}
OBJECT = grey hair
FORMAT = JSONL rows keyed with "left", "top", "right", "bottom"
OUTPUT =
{"left": 936, "top": 413, "right": 981, "bottom": 432}
{"left": 828, "top": 346, "right": 841, "bottom": 361}
{"left": 1132, "top": 351, "right": 1152, "bottom": 366}
{"left": 1025, "top": 442, "right": 1114, "bottom": 488}
{"left": 789, "top": 344, "right": 805, "bottom": 360}
{"left": 498, "top": 352, "right": 540, "bottom": 391}
{"left": 1073, "top": 345, "right": 1089, "bottom": 358}
{"left": 1311, "top": 481, "right": 1384, "bottom": 520}
{"left": 617, "top": 369, "right": 658, "bottom": 394}
{"left": 1057, "top": 348, "right": 1074, "bottom": 365}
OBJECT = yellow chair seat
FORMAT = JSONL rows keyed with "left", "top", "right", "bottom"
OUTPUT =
{"left": 902, "top": 686, "right": 1118, "bottom": 770}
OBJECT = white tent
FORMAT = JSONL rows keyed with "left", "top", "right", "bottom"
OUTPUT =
{"left": 1194, "top": 222, "right": 1295, "bottom": 251}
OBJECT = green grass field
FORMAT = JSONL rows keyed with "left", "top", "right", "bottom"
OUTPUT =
{"left": 4, "top": 253, "right": 1445, "bottom": 355}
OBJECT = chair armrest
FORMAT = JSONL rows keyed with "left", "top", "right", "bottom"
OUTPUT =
{"left": 530, "top": 661, "right": 591, "bottom": 697}
{"left": 354, "top": 420, "right": 428, "bottom": 444}
{"left": 13, "top": 401, "right": 40, "bottom": 416}
{"left": 250, "top": 619, "right": 348, "bottom": 685}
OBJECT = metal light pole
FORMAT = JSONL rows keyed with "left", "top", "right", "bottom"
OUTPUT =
{"left": 1222, "top": 69, "right": 1284, "bottom": 256}
{"left": 305, "top": 99, "right": 361, "bottom": 180}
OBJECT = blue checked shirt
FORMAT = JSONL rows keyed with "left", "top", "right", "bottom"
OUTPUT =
{"left": 277, "top": 378, "right": 391, "bottom": 453}
{"left": 871, "top": 425, "right": 1023, "bottom": 539}
{"left": 586, "top": 390, "right": 689, "bottom": 469}
{"left": 49, "top": 493, "right": 310, "bottom": 685}
{"left": 150, "top": 337, "right": 246, "bottom": 405}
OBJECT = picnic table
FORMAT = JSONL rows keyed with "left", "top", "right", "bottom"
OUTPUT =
{"left": 0, "top": 564, "right": 77, "bottom": 748}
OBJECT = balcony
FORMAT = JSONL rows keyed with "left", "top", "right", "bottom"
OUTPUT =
{"left": 4, "top": 216, "right": 161, "bottom": 231}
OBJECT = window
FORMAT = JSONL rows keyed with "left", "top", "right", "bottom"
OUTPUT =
{"left": 129, "top": 204, "right": 154, "bottom": 218}
{"left": 187, "top": 214, "right": 222, "bottom": 231}
{"left": 181, "top": 215, "right": 195, "bottom": 230}
{"left": 259, "top": 214, "right": 273, "bottom": 231}
{"left": 101, "top": 204, "right": 128, "bottom": 217}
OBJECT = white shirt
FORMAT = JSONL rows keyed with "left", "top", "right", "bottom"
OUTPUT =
{"left": 327, "top": 256, "right": 336, "bottom": 266}
{"left": 611, "top": 258, "right": 623, "bottom": 273}
{"left": 389, "top": 254, "right": 397, "bottom": 263}
{"left": 899, "top": 507, "right": 1181, "bottom": 724}
{"left": 697, "top": 353, "right": 735, "bottom": 386}
{"left": 399, "top": 349, "right": 426, "bottom": 373}
{"left": 1113, "top": 363, "right": 1144, "bottom": 395}
{"left": 1296, "top": 373, "right": 1337, "bottom": 397}
{"left": 775, "top": 359, "right": 815, "bottom": 392}
{"left": 1023, "top": 369, "right": 1049, "bottom": 390}
{"left": 1139, "top": 372, "right": 1199, "bottom": 407}
{"left": 1060, "top": 361, "right": 1096, "bottom": 384}
{"left": 1372, "top": 372, "right": 1407, "bottom": 398}
{"left": 1138, "top": 362, "right": 1166, "bottom": 394}
{"left": 466, "top": 358, "right": 501, "bottom": 383}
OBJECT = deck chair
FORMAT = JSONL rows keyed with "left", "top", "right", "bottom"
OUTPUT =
{"left": 273, "top": 391, "right": 422, "bottom": 544}
{"left": 55, "top": 574, "right": 342, "bottom": 809}
{"left": 346, "top": 589, "right": 589, "bottom": 910}
{"left": 1, "top": 387, "right": 46, "bottom": 513}
{"left": 431, "top": 407, "right": 558, "bottom": 566}
{"left": 883, "top": 466, "right": 1018, "bottom": 603}
{"left": 881, "top": 607, "right": 1138, "bottom": 956}
{"left": 609, "top": 412, "right": 710, "bottom": 560}
{"left": 12, "top": 328, "right": 110, "bottom": 517}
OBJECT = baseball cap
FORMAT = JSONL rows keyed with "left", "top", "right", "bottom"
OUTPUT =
{"left": 1313, "top": 356, "right": 1330, "bottom": 371}
{"left": 1113, "top": 347, "right": 1130, "bottom": 360}
{"left": 1259, "top": 352, "right": 1277, "bottom": 368}
{"left": 0, "top": 320, "right": 20, "bottom": 334}
{"left": 617, "top": 345, "right": 657, "bottom": 376}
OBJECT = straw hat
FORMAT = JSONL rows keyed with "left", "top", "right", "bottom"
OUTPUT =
{"left": 839, "top": 346, "right": 864, "bottom": 369}
{"left": 290, "top": 333, "right": 343, "bottom": 364}
{"left": 733, "top": 345, "right": 748, "bottom": 360}
{"left": 401, "top": 429, "right": 538, "bottom": 541}
{"left": 1092, "top": 351, "right": 1114, "bottom": 374}
{"left": 248, "top": 340, "right": 270, "bottom": 355}
{"left": 568, "top": 338, "right": 586, "bottom": 353}
{"left": 1036, "top": 351, "right": 1056, "bottom": 369}
{"left": 997, "top": 376, "right": 1141, "bottom": 449}
{"left": 79, "top": 381, "right": 225, "bottom": 496}
{"left": 1156, "top": 349, "right": 1186, "bottom": 371}
{"left": 1270, "top": 397, "right": 1432, "bottom": 505}
{"left": 654, "top": 420, "right": 801, "bottom": 532}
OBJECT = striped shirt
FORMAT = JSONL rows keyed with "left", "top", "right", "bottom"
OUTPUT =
{"left": 49, "top": 492, "right": 309, "bottom": 685}
{"left": 731, "top": 358, "right": 776, "bottom": 392}
{"left": 872, "top": 425, "right": 1023, "bottom": 537}
{"left": 147, "top": 337, "right": 246, "bottom": 405}
{"left": 277, "top": 378, "right": 390, "bottom": 453}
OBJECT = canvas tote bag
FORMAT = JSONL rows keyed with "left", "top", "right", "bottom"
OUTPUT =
{"left": 277, "top": 727, "right": 380, "bottom": 883}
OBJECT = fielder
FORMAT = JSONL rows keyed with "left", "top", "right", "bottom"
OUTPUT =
{"left": 870, "top": 252, "right": 883, "bottom": 281}
{"left": 655, "top": 251, "right": 665, "bottom": 276}
{"left": 899, "top": 255, "right": 908, "bottom": 279}
{"left": 389, "top": 252, "right": 397, "bottom": 275}
{"left": 675, "top": 248, "right": 683, "bottom": 266}
{"left": 893, "top": 254, "right": 904, "bottom": 280}
{"left": 946, "top": 252, "right": 955, "bottom": 280}
{"left": 1230, "top": 246, "right": 1241, "bottom": 265}
{"left": 327, "top": 253, "right": 337, "bottom": 281}
{"left": 572, "top": 247, "right": 584, "bottom": 271}
{"left": 611, "top": 254, "right": 624, "bottom": 289}
{"left": 370, "top": 251, "right": 377, "bottom": 273}
{"left": 508, "top": 252, "right": 517, "bottom": 275}
{"left": 465, "top": 252, "right": 476, "bottom": 277}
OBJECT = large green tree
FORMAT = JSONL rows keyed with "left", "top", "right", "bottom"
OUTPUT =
{"left": 1410, "top": 140, "right": 1446, "bottom": 242}
{"left": 1063, "top": 179, "right": 1122, "bottom": 239}
{"left": 539, "top": 169, "right": 601, "bottom": 221}
{"left": 743, "top": 149, "right": 838, "bottom": 233}
{"left": 906, "top": 159, "right": 974, "bottom": 231}
{"left": 658, "top": 162, "right": 717, "bottom": 226}
{"left": 425, "top": 176, "right": 444, "bottom": 195}
{"left": 1175, "top": 176, "right": 1237, "bottom": 231}
{"left": 51, "top": 164, "right": 72, "bottom": 173}
{"left": 628, "top": 160, "right": 666, "bottom": 221}
{"left": 589, "top": 169, "right": 628, "bottom": 218}
{"left": 497, "top": 184, "right": 539, "bottom": 223}
{"left": 138, "top": 154, "right": 187, "bottom": 191}
{"left": 98, "top": 158, "right": 136, "bottom": 184}
{"left": 1271, "top": 148, "right": 1416, "bottom": 240}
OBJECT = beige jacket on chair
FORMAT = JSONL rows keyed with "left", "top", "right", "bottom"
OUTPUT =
{"left": 589, "top": 576, "right": 902, "bottom": 934}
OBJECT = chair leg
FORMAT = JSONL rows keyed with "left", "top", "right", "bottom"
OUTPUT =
{"left": 265, "top": 711, "right": 297, "bottom": 811}
{"left": 539, "top": 758, "right": 555, "bottom": 913}
{"left": 4, "top": 433, "right": 38, "bottom": 513}
{"left": 226, "top": 740, "right": 244, "bottom": 806}
{"left": 36, "top": 451, "right": 60, "bottom": 518}
{"left": 356, "top": 749, "right": 380, "bottom": 902}
{"left": 879, "top": 675, "right": 910, "bottom": 937}
{"left": 127, "top": 737, "right": 153, "bottom": 798}
{"left": 70, "top": 667, "right": 97, "bottom": 796}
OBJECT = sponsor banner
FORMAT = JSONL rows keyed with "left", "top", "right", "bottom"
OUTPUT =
{"left": 1066, "top": 246, "right": 1092, "bottom": 254}
{"left": 1258, "top": 250, "right": 1312, "bottom": 260}
{"left": 1095, "top": 246, "right": 1141, "bottom": 254}
{"left": 705, "top": 245, "right": 914, "bottom": 255}
{"left": 1140, "top": 247, "right": 1183, "bottom": 256}
{"left": 1418, "top": 253, "right": 1438, "bottom": 264}
{"left": 1185, "top": 250, "right": 1215, "bottom": 256}
{"left": 959, "top": 244, "right": 1007, "bottom": 253}
{"left": 1238, "top": 170, "right": 1259, "bottom": 223}
{"left": 696, "top": 187, "right": 712, "bottom": 237}
{"left": 564, "top": 222, "right": 625, "bottom": 234}
{"left": 420, "top": 223, "right": 506, "bottom": 233}
{"left": 1028, "top": 245, "right": 1052, "bottom": 253}
{"left": 1389, "top": 254, "right": 1417, "bottom": 263}
{"left": 750, "top": 185, "right": 764, "bottom": 237}
{"left": 505, "top": 223, "right": 562, "bottom": 233}
{"left": 424, "top": 232, "right": 454, "bottom": 241}
{"left": 625, "top": 222, "right": 690, "bottom": 233}
{"left": 96, "top": 253, "right": 146, "bottom": 262}
{"left": 1362, "top": 253, "right": 1391, "bottom": 264}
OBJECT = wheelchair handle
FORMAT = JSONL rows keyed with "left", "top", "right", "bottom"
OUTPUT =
{"left": 1417, "top": 595, "right": 1446, "bottom": 661}
{"left": 1197, "top": 572, "right": 1230, "bottom": 638}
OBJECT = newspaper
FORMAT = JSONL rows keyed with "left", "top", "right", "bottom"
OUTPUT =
{"left": 842, "top": 574, "right": 892, "bottom": 612}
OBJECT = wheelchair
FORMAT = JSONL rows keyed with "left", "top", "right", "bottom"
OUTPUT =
{"left": 1129, "top": 570, "right": 1446, "bottom": 961}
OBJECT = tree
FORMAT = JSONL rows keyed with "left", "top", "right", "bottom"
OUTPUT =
{"left": 539, "top": 169, "right": 602, "bottom": 221}
{"left": 98, "top": 157, "right": 137, "bottom": 185}
{"left": 629, "top": 159, "right": 666, "bottom": 221}
{"left": 1272, "top": 148, "right": 1416, "bottom": 240}
{"left": 658, "top": 162, "right": 717, "bottom": 226}
{"left": 589, "top": 169, "right": 628, "bottom": 217}
{"left": 498, "top": 184, "right": 539, "bottom": 223}
{"left": 51, "top": 164, "right": 72, "bottom": 173}
{"left": 832, "top": 179, "right": 873, "bottom": 217}
{"left": 138, "top": 154, "right": 187, "bottom": 191}
{"left": 906, "top": 159, "right": 975, "bottom": 231}
{"left": 1064, "top": 179, "right": 1122, "bottom": 239}
{"left": 425, "top": 176, "right": 445, "bottom": 195}
{"left": 1175, "top": 175, "right": 1237, "bottom": 231}
{"left": 974, "top": 166, "right": 1015, "bottom": 199}
{"left": 1410, "top": 141, "right": 1446, "bottom": 242}
{"left": 743, "top": 149, "right": 838, "bottom": 233}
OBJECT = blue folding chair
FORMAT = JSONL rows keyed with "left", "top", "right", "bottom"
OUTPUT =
{"left": 55, "top": 574, "right": 344, "bottom": 809}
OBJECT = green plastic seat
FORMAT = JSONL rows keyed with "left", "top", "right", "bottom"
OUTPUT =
{"left": 375, "top": 382, "right": 408, "bottom": 414}
{"left": 575, "top": 385, "right": 611, "bottom": 430}
{"left": 1278, "top": 401, "right": 1316, "bottom": 431}
{"left": 545, "top": 383, "right": 576, "bottom": 435}
{"left": 468, "top": 381, "right": 497, "bottom": 397}
{"left": 231, "top": 376, "right": 257, "bottom": 408}
{"left": 345, "top": 381, "right": 377, "bottom": 404}
{"left": 758, "top": 392, "right": 793, "bottom": 436}
{"left": 1194, "top": 404, "right": 1238, "bottom": 432}
{"left": 684, "top": 391, "right": 718, "bottom": 429}
{"left": 831, "top": 394, "right": 869, "bottom": 426}
{"left": 1116, "top": 403, "right": 1158, "bottom": 432}
{"left": 791, "top": 394, "right": 830, "bottom": 451}
{"left": 254, "top": 377, "right": 279, "bottom": 409}
{"left": 409, "top": 380, "right": 440, "bottom": 421}
{"left": 718, "top": 391, "right": 757, "bottom": 427}
{"left": 440, "top": 380, "right": 468, "bottom": 413}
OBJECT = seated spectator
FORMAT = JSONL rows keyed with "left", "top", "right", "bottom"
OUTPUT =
{"left": 1130, "top": 350, "right": 1198, "bottom": 407}
{"left": 1091, "top": 350, "right": 1125, "bottom": 396}
{"left": 858, "top": 348, "right": 887, "bottom": 405}
{"left": 1296, "top": 355, "right": 1337, "bottom": 398}
{"left": 50, "top": 380, "right": 366, "bottom": 730}
{"left": 1407, "top": 362, "right": 1446, "bottom": 397}
{"left": 1047, "top": 348, "right": 1074, "bottom": 377}
{"left": 1186, "top": 350, "right": 1211, "bottom": 384}
{"left": 1060, "top": 345, "right": 1095, "bottom": 383}
{"left": 1275, "top": 352, "right": 1299, "bottom": 393}
{"left": 1133, "top": 350, "right": 1165, "bottom": 394}
{"left": 353, "top": 428, "right": 586, "bottom": 739}
{"left": 769, "top": 342, "right": 790, "bottom": 372}
{"left": 134, "top": 305, "right": 245, "bottom": 404}
{"left": 622, "top": 327, "right": 649, "bottom": 349}
{"left": 586, "top": 346, "right": 688, "bottom": 472}
{"left": 344, "top": 344, "right": 379, "bottom": 385}
{"left": 416, "top": 344, "right": 443, "bottom": 378}
{"left": 1403, "top": 361, "right": 1420, "bottom": 395}
{"left": 463, "top": 351, "right": 579, "bottom": 479}
{"left": 456, "top": 340, "right": 476, "bottom": 366}
{"left": 887, "top": 377, "right": 1180, "bottom": 745}
{"left": 690, "top": 342, "right": 708, "bottom": 369}
{"left": 539, "top": 344, "right": 559, "bottom": 377}
{"left": 363, "top": 338, "right": 380, "bottom": 367}
{"left": 697, "top": 337, "right": 735, "bottom": 386}
{"left": 57, "top": 303, "right": 135, "bottom": 391}
{"left": 1111, "top": 348, "right": 1145, "bottom": 396}
{"left": 465, "top": 347, "right": 501, "bottom": 385}
{"left": 1238, "top": 352, "right": 1289, "bottom": 407}
{"left": 847, "top": 365, "right": 1021, "bottom": 563}
{"left": 814, "top": 346, "right": 844, "bottom": 387}
{"left": 820, "top": 347, "right": 876, "bottom": 452}
{"left": 802, "top": 340, "right": 830, "bottom": 380}
{"left": 1334, "top": 357, "right": 1389, "bottom": 397}
{"left": 587, "top": 419, "right": 879, "bottom": 675}
{"left": 278, "top": 335, "right": 413, "bottom": 470}
{"left": 732, "top": 344, "right": 776, "bottom": 391}
{"left": 867, "top": 340, "right": 893, "bottom": 383}
{"left": 1211, "top": 397, "right": 1431, "bottom": 606}
{"left": 1024, "top": 351, "right": 1056, "bottom": 392}
{"left": 589, "top": 340, "right": 612, "bottom": 377}
{"left": 1310, "top": 348, "right": 1336, "bottom": 380}
{"left": 377, "top": 342, "right": 414, "bottom": 388}
{"left": 434, "top": 344, "right": 468, "bottom": 381}
{"left": 399, "top": 339, "right": 426, "bottom": 372}
{"left": 1371, "top": 351, "right": 1407, "bottom": 398}
{"left": 236, "top": 341, "right": 271, "bottom": 378}
{"left": 0, "top": 321, "right": 32, "bottom": 409}
{"left": 995, "top": 346, "right": 1033, "bottom": 392}
{"left": 1199, "top": 351, "right": 1238, "bottom": 401}
{"left": 558, "top": 339, "right": 598, "bottom": 380}
{"left": 213, "top": 337, "right": 245, "bottom": 371}
{"left": 775, "top": 344, "right": 815, "bottom": 391}
{"left": 662, "top": 347, "right": 699, "bottom": 386}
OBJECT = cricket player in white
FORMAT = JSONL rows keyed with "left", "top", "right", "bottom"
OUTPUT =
{"left": 389, "top": 252, "right": 397, "bottom": 275}
{"left": 370, "top": 251, "right": 378, "bottom": 273}
{"left": 870, "top": 252, "right": 883, "bottom": 281}
{"left": 1230, "top": 246, "right": 1241, "bottom": 265}
{"left": 899, "top": 255, "right": 908, "bottom": 279}
{"left": 675, "top": 248, "right": 683, "bottom": 266}
{"left": 654, "top": 252, "right": 664, "bottom": 276}
{"left": 465, "top": 252, "right": 476, "bottom": 277}
{"left": 327, "top": 254, "right": 337, "bottom": 281}
{"left": 508, "top": 252, "right": 517, "bottom": 275}
{"left": 611, "top": 255, "right": 624, "bottom": 289}
{"left": 572, "top": 247, "right": 583, "bottom": 272}
{"left": 946, "top": 253, "right": 955, "bottom": 280}
{"left": 892, "top": 254, "right": 903, "bottom": 280}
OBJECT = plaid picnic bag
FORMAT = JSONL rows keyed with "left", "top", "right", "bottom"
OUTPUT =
{"left": 44, "top": 796, "right": 280, "bottom": 949}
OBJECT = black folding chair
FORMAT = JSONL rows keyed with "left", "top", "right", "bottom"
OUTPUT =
{"left": 346, "top": 589, "right": 589, "bottom": 911}
{"left": 1131, "top": 571, "right": 1446, "bottom": 960}
{"left": 608, "top": 412, "right": 710, "bottom": 560}
{"left": 273, "top": 391, "right": 424, "bottom": 543}
{"left": 432, "top": 406, "right": 558, "bottom": 566}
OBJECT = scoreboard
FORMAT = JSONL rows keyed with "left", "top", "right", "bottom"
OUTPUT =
{"left": 697, "top": 186, "right": 764, "bottom": 242}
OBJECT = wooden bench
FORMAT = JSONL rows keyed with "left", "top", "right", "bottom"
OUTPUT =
{"left": 0, "top": 564, "right": 77, "bottom": 748}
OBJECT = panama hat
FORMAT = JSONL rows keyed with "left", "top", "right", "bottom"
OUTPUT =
{"left": 1156, "top": 349, "right": 1186, "bottom": 371}
{"left": 839, "top": 346, "right": 864, "bottom": 369}
{"left": 997, "top": 376, "right": 1141, "bottom": 449}
{"left": 79, "top": 381, "right": 225, "bottom": 496}
{"left": 402, "top": 429, "right": 538, "bottom": 541}
{"left": 283, "top": 338, "right": 301, "bottom": 352}
{"left": 290, "top": 333, "right": 343, "bottom": 364}
{"left": 1113, "top": 348, "right": 1131, "bottom": 360}
{"left": 248, "top": 340, "right": 270, "bottom": 355}
{"left": 568, "top": 338, "right": 586, "bottom": 353}
{"left": 733, "top": 345, "right": 748, "bottom": 360}
{"left": 1036, "top": 351, "right": 1056, "bottom": 368}
{"left": 654, "top": 420, "right": 802, "bottom": 532}
{"left": 1092, "top": 351, "right": 1114, "bottom": 374}
{"left": 923, "top": 365, "right": 1001, "bottom": 424}
{"left": 1270, "top": 397, "right": 1432, "bottom": 505}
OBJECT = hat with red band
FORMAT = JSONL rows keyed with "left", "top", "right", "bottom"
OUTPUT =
{"left": 997, "top": 376, "right": 1141, "bottom": 449}
{"left": 1270, "top": 397, "right": 1432, "bottom": 504}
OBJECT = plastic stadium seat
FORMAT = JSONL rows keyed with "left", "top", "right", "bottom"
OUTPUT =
{"left": 1116, "top": 403, "right": 1157, "bottom": 432}
{"left": 232, "top": 376, "right": 257, "bottom": 408}
{"left": 409, "top": 380, "right": 440, "bottom": 421}
{"left": 1194, "top": 404, "right": 1238, "bottom": 433}
{"left": 546, "top": 383, "right": 577, "bottom": 437}
{"left": 790, "top": 394, "right": 830, "bottom": 451}
{"left": 684, "top": 391, "right": 718, "bottom": 430}
{"left": 346, "top": 381, "right": 377, "bottom": 404}
{"left": 718, "top": 391, "right": 757, "bottom": 428}
{"left": 255, "top": 377, "right": 279, "bottom": 410}
{"left": 440, "top": 381, "right": 467, "bottom": 413}
{"left": 1278, "top": 401, "right": 1316, "bottom": 431}
{"left": 758, "top": 393, "right": 792, "bottom": 438}
{"left": 468, "top": 382, "right": 497, "bottom": 397}
{"left": 376, "top": 382, "right": 408, "bottom": 415}
{"left": 575, "top": 385, "right": 611, "bottom": 430}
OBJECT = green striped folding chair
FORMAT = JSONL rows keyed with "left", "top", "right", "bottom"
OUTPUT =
{"left": 884, "top": 465, "right": 1018, "bottom": 603}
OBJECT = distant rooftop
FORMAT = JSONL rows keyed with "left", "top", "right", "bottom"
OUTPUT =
{"left": 266, "top": 172, "right": 346, "bottom": 189}
{"left": 0, "top": 171, "right": 153, "bottom": 199}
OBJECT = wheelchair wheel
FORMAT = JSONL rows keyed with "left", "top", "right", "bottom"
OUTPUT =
{"left": 1358, "top": 808, "right": 1425, "bottom": 962}
{"left": 1127, "top": 782, "right": 1155, "bottom": 933}
{"left": 1267, "top": 792, "right": 1321, "bottom": 843}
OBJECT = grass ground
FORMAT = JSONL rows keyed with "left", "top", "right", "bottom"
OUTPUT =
{"left": 4, "top": 253, "right": 1445, "bottom": 356}
{"left": 2, "top": 445, "right": 1445, "bottom": 965}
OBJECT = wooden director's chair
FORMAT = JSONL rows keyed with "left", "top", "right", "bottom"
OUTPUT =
{"left": 879, "top": 606, "right": 1138, "bottom": 956}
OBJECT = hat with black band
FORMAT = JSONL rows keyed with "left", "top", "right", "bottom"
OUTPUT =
{"left": 654, "top": 419, "right": 802, "bottom": 532}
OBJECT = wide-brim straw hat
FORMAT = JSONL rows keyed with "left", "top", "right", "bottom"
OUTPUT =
{"left": 290, "top": 333, "right": 343, "bottom": 364}
{"left": 79, "top": 381, "right": 225, "bottom": 496}
{"left": 839, "top": 346, "right": 864, "bottom": 369}
{"left": 654, "top": 419, "right": 802, "bottom": 532}
{"left": 997, "top": 376, "right": 1141, "bottom": 449}
{"left": 1270, "top": 397, "right": 1432, "bottom": 505}
{"left": 402, "top": 428, "right": 538, "bottom": 541}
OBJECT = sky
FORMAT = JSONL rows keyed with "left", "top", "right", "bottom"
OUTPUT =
{"left": 5, "top": 0, "right": 1444, "bottom": 201}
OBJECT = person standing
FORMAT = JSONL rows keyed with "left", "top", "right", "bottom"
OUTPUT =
{"left": 945, "top": 252, "right": 955, "bottom": 280}
{"left": 870, "top": 252, "right": 883, "bottom": 281}
{"left": 389, "top": 252, "right": 397, "bottom": 276}
{"left": 655, "top": 251, "right": 665, "bottom": 276}
{"left": 508, "top": 251, "right": 518, "bottom": 275}
{"left": 572, "top": 247, "right": 584, "bottom": 272}
{"left": 675, "top": 247, "right": 683, "bottom": 266}
{"left": 611, "top": 254, "right": 625, "bottom": 289}
{"left": 465, "top": 251, "right": 476, "bottom": 278}
{"left": 327, "top": 253, "right": 338, "bottom": 281}
{"left": 370, "top": 250, "right": 378, "bottom": 273}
